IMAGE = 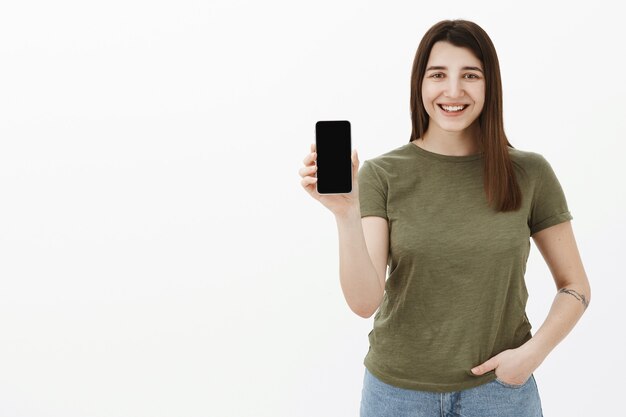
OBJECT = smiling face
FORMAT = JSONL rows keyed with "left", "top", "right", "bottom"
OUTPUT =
{"left": 421, "top": 41, "right": 485, "bottom": 136}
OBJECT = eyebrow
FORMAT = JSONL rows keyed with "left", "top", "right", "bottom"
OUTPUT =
{"left": 426, "top": 65, "right": 483, "bottom": 73}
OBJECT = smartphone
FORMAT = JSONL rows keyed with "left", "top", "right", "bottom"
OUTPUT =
{"left": 315, "top": 120, "right": 352, "bottom": 194}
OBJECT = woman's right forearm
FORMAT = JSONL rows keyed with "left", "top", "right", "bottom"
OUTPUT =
{"left": 334, "top": 207, "right": 384, "bottom": 318}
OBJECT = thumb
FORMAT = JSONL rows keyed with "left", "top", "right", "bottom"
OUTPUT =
{"left": 471, "top": 356, "right": 498, "bottom": 376}
{"left": 352, "top": 149, "right": 359, "bottom": 175}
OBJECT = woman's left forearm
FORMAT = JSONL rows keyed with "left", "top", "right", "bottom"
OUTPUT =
{"left": 521, "top": 284, "right": 591, "bottom": 366}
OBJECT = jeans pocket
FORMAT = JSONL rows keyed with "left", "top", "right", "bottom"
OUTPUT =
{"left": 494, "top": 374, "right": 531, "bottom": 389}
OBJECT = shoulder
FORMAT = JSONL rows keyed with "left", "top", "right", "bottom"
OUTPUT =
{"left": 508, "top": 146, "right": 547, "bottom": 166}
{"left": 507, "top": 146, "right": 551, "bottom": 179}
{"left": 362, "top": 143, "right": 414, "bottom": 172}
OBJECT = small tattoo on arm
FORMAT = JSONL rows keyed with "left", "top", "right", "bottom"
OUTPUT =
{"left": 558, "top": 288, "right": 589, "bottom": 309}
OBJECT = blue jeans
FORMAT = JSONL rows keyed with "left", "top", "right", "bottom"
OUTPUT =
{"left": 360, "top": 368, "right": 543, "bottom": 417}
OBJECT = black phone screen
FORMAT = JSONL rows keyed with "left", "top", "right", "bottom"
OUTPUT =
{"left": 315, "top": 120, "right": 352, "bottom": 194}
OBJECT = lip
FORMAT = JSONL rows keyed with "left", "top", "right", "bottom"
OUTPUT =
{"left": 437, "top": 103, "right": 470, "bottom": 116}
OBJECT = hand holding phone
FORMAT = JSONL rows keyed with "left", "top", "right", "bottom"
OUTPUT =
{"left": 299, "top": 120, "right": 360, "bottom": 217}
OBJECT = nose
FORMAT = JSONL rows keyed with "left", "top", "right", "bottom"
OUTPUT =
{"left": 444, "top": 78, "right": 464, "bottom": 98}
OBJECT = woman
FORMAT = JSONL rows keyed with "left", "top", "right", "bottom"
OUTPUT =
{"left": 299, "top": 19, "right": 590, "bottom": 417}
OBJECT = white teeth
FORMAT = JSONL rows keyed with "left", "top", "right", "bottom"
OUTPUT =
{"left": 441, "top": 105, "right": 467, "bottom": 112}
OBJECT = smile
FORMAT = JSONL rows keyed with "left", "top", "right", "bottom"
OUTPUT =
{"left": 438, "top": 104, "right": 469, "bottom": 113}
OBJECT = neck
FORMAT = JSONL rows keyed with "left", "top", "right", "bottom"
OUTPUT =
{"left": 418, "top": 123, "right": 482, "bottom": 156}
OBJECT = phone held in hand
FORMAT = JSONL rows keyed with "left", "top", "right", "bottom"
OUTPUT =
{"left": 315, "top": 120, "right": 352, "bottom": 194}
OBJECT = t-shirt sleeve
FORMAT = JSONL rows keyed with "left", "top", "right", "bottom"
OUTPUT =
{"left": 528, "top": 155, "right": 573, "bottom": 236}
{"left": 358, "top": 160, "right": 388, "bottom": 219}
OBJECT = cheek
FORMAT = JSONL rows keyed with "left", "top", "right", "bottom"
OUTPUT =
{"left": 467, "top": 86, "right": 485, "bottom": 110}
{"left": 475, "top": 95, "right": 486, "bottom": 112}
{"left": 473, "top": 85, "right": 486, "bottom": 105}
{"left": 421, "top": 86, "right": 436, "bottom": 108}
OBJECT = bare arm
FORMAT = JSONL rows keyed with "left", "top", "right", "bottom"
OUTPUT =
{"left": 335, "top": 208, "right": 389, "bottom": 318}
{"left": 523, "top": 220, "right": 591, "bottom": 363}
{"left": 299, "top": 144, "right": 390, "bottom": 319}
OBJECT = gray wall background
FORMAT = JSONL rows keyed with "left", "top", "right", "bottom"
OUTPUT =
{"left": 1, "top": 0, "right": 622, "bottom": 416}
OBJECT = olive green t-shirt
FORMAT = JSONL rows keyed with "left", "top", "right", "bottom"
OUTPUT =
{"left": 358, "top": 142, "right": 573, "bottom": 392}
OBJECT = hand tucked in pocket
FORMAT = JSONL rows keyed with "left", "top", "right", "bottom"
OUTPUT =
{"left": 470, "top": 344, "right": 543, "bottom": 386}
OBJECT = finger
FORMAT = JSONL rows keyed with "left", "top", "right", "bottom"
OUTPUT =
{"left": 471, "top": 357, "right": 498, "bottom": 375}
{"left": 301, "top": 176, "right": 318, "bottom": 189}
{"left": 302, "top": 151, "right": 317, "bottom": 166}
{"left": 298, "top": 164, "right": 317, "bottom": 178}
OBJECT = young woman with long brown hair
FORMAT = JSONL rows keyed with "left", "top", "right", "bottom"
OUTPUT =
{"left": 299, "top": 19, "right": 590, "bottom": 417}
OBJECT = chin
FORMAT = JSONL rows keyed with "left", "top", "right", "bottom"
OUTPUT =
{"left": 437, "top": 122, "right": 474, "bottom": 132}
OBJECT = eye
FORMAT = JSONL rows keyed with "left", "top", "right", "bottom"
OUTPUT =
{"left": 465, "top": 73, "right": 480, "bottom": 79}
{"left": 429, "top": 73, "right": 444, "bottom": 79}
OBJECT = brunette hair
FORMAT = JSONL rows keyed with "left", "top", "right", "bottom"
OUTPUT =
{"left": 409, "top": 19, "right": 522, "bottom": 212}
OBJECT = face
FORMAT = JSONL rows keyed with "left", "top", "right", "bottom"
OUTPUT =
{"left": 421, "top": 41, "right": 485, "bottom": 135}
